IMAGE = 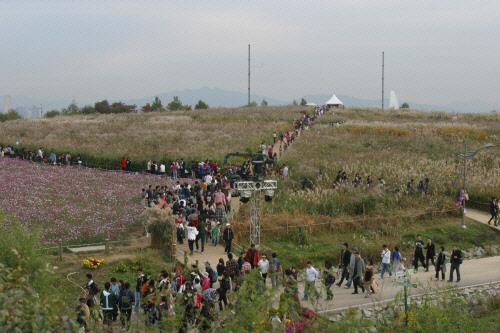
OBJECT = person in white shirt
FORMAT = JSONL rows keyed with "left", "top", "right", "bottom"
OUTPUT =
{"left": 186, "top": 222, "right": 199, "bottom": 255}
{"left": 159, "top": 163, "right": 166, "bottom": 176}
{"left": 282, "top": 165, "right": 289, "bottom": 177}
{"left": 303, "top": 261, "right": 320, "bottom": 300}
{"left": 204, "top": 174, "right": 213, "bottom": 185}
{"left": 380, "top": 244, "right": 392, "bottom": 279}
{"left": 258, "top": 254, "right": 270, "bottom": 284}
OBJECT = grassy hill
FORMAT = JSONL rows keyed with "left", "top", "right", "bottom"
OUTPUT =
{"left": 0, "top": 106, "right": 309, "bottom": 170}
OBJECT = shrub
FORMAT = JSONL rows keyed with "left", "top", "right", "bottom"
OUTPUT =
{"left": 0, "top": 214, "right": 47, "bottom": 275}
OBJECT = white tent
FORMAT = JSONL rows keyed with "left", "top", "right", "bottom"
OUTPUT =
{"left": 324, "top": 94, "right": 344, "bottom": 108}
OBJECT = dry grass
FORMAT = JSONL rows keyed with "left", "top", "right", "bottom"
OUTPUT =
{"left": 0, "top": 106, "right": 310, "bottom": 164}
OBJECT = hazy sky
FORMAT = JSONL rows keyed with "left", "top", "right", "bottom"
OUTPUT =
{"left": 1, "top": 0, "right": 499, "bottom": 106}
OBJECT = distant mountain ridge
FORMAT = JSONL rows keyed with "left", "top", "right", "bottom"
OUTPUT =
{"left": 3, "top": 87, "right": 498, "bottom": 116}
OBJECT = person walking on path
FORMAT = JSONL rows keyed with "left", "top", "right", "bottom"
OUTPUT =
{"left": 269, "top": 253, "right": 283, "bottom": 289}
{"left": 245, "top": 244, "right": 260, "bottom": 269}
{"left": 303, "top": 261, "right": 320, "bottom": 301}
{"left": 344, "top": 247, "right": 358, "bottom": 289}
{"left": 448, "top": 245, "right": 462, "bottom": 282}
{"left": 413, "top": 234, "right": 427, "bottom": 271}
{"left": 392, "top": 247, "right": 403, "bottom": 278}
{"left": 186, "top": 222, "right": 199, "bottom": 255}
{"left": 336, "top": 243, "right": 351, "bottom": 287}
{"left": 424, "top": 238, "right": 436, "bottom": 272}
{"left": 363, "top": 259, "right": 375, "bottom": 298}
{"left": 258, "top": 254, "right": 270, "bottom": 285}
{"left": 351, "top": 252, "right": 366, "bottom": 295}
{"left": 435, "top": 246, "right": 446, "bottom": 281}
{"left": 380, "top": 245, "right": 392, "bottom": 279}
{"left": 323, "top": 261, "right": 335, "bottom": 301}
{"left": 223, "top": 223, "right": 234, "bottom": 254}
{"left": 488, "top": 197, "right": 498, "bottom": 226}
{"left": 100, "top": 282, "right": 118, "bottom": 332}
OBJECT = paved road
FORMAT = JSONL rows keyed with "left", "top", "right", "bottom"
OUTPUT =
{"left": 466, "top": 208, "right": 499, "bottom": 228}
{"left": 173, "top": 209, "right": 500, "bottom": 315}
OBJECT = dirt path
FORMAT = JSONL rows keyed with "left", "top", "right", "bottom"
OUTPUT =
{"left": 466, "top": 208, "right": 499, "bottom": 228}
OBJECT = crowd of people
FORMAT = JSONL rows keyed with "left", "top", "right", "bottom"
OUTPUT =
{"left": 0, "top": 146, "right": 82, "bottom": 166}
{"left": 78, "top": 233, "right": 464, "bottom": 332}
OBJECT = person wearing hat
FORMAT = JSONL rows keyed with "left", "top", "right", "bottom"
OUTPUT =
{"left": 201, "top": 272, "right": 211, "bottom": 291}
{"left": 223, "top": 223, "right": 234, "bottom": 254}
{"left": 258, "top": 254, "right": 270, "bottom": 285}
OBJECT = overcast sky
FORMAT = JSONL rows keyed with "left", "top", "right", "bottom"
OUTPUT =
{"left": 1, "top": 0, "right": 499, "bottom": 107}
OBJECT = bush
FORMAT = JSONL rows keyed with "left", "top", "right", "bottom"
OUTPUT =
{"left": 44, "top": 110, "right": 60, "bottom": 118}
{"left": 195, "top": 100, "right": 209, "bottom": 110}
{"left": 0, "top": 213, "right": 47, "bottom": 275}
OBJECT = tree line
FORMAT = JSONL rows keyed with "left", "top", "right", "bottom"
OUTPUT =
{"left": 44, "top": 96, "right": 211, "bottom": 118}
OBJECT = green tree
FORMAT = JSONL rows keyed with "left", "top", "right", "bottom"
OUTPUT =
{"left": 300, "top": 98, "right": 307, "bottom": 106}
{"left": 81, "top": 105, "right": 96, "bottom": 114}
{"left": 401, "top": 102, "right": 409, "bottom": 109}
{"left": 292, "top": 99, "right": 298, "bottom": 106}
{"left": 110, "top": 102, "right": 136, "bottom": 113}
{"left": 61, "top": 103, "right": 80, "bottom": 115}
{"left": 94, "top": 100, "right": 111, "bottom": 114}
{"left": 261, "top": 99, "right": 268, "bottom": 106}
{"left": 151, "top": 96, "right": 164, "bottom": 112}
{"left": 0, "top": 109, "right": 23, "bottom": 122}
{"left": 194, "top": 100, "right": 209, "bottom": 110}
{"left": 248, "top": 100, "right": 258, "bottom": 107}
{"left": 44, "top": 110, "right": 60, "bottom": 118}
{"left": 167, "top": 96, "right": 183, "bottom": 111}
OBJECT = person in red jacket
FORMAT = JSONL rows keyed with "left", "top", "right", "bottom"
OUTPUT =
{"left": 120, "top": 157, "right": 127, "bottom": 171}
{"left": 245, "top": 244, "right": 260, "bottom": 269}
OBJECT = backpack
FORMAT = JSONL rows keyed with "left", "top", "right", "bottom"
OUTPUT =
{"left": 221, "top": 278, "right": 231, "bottom": 292}
{"left": 92, "top": 283, "right": 100, "bottom": 293}
{"left": 269, "top": 259, "right": 277, "bottom": 274}
{"left": 120, "top": 292, "right": 132, "bottom": 310}
{"left": 212, "top": 270, "right": 218, "bottom": 284}
{"left": 325, "top": 274, "right": 336, "bottom": 285}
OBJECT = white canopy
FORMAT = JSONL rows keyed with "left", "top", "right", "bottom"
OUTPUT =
{"left": 325, "top": 94, "right": 344, "bottom": 106}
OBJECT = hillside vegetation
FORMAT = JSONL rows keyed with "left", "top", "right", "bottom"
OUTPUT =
{"left": 0, "top": 106, "right": 309, "bottom": 169}
{"left": 273, "top": 108, "right": 500, "bottom": 218}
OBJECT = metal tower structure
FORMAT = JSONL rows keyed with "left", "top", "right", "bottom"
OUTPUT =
{"left": 234, "top": 180, "right": 277, "bottom": 246}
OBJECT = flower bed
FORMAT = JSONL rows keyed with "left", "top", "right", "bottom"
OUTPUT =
{"left": 0, "top": 158, "right": 190, "bottom": 246}
{"left": 82, "top": 257, "right": 104, "bottom": 269}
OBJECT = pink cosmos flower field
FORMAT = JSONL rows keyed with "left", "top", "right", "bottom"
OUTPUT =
{"left": 0, "top": 158, "right": 185, "bottom": 246}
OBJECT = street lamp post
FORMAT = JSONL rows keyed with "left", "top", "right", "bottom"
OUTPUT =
{"left": 460, "top": 142, "right": 494, "bottom": 229}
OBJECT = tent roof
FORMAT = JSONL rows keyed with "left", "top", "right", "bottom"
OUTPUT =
{"left": 325, "top": 94, "right": 344, "bottom": 105}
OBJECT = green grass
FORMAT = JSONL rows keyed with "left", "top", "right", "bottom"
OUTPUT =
{"left": 474, "top": 310, "right": 500, "bottom": 331}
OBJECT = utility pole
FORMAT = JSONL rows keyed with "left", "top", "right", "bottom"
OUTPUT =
{"left": 382, "top": 51, "right": 385, "bottom": 110}
{"left": 248, "top": 44, "right": 251, "bottom": 106}
{"left": 462, "top": 141, "right": 467, "bottom": 229}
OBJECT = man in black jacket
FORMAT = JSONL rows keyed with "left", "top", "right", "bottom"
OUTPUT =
{"left": 448, "top": 245, "right": 462, "bottom": 282}
{"left": 424, "top": 238, "right": 436, "bottom": 272}
{"left": 336, "top": 243, "right": 351, "bottom": 287}
{"left": 135, "top": 268, "right": 144, "bottom": 312}
{"left": 223, "top": 223, "right": 234, "bottom": 254}
{"left": 488, "top": 197, "right": 497, "bottom": 225}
